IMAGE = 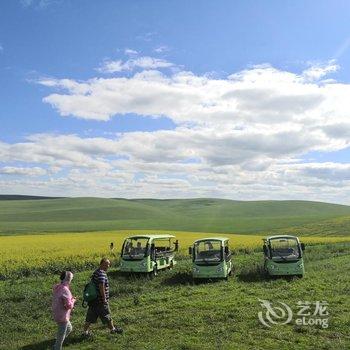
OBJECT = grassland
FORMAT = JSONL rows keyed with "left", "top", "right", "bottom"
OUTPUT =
{"left": 1, "top": 197, "right": 350, "bottom": 349}
{"left": 2, "top": 230, "right": 350, "bottom": 280}
{"left": 1, "top": 241, "right": 350, "bottom": 350}
{"left": 1, "top": 197, "right": 350, "bottom": 235}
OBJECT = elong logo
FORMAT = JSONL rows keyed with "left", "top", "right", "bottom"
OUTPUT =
{"left": 258, "top": 299, "right": 329, "bottom": 329}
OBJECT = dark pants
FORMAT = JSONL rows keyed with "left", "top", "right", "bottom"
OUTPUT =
{"left": 85, "top": 302, "right": 112, "bottom": 324}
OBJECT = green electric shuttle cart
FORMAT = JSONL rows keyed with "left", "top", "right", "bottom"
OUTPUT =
{"left": 119, "top": 234, "right": 178, "bottom": 276}
{"left": 189, "top": 237, "right": 232, "bottom": 280}
{"left": 263, "top": 235, "right": 305, "bottom": 277}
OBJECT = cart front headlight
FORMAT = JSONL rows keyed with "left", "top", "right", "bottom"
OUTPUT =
{"left": 216, "top": 266, "right": 223, "bottom": 272}
{"left": 193, "top": 267, "right": 200, "bottom": 273}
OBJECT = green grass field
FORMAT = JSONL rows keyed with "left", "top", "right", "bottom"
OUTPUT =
{"left": 1, "top": 197, "right": 350, "bottom": 349}
{"left": 1, "top": 242, "right": 349, "bottom": 350}
{"left": 1, "top": 197, "right": 350, "bottom": 235}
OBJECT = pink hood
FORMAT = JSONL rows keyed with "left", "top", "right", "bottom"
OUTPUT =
{"left": 52, "top": 282, "right": 76, "bottom": 323}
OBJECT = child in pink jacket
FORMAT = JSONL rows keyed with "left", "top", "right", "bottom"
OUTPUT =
{"left": 52, "top": 271, "right": 76, "bottom": 350}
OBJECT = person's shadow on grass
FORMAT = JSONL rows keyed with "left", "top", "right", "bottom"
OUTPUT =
{"left": 20, "top": 339, "right": 54, "bottom": 350}
{"left": 20, "top": 334, "right": 86, "bottom": 350}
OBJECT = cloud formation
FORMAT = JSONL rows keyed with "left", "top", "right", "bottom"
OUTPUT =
{"left": 39, "top": 61, "right": 350, "bottom": 139}
{"left": 0, "top": 166, "right": 47, "bottom": 176}
{"left": 2, "top": 58, "right": 350, "bottom": 202}
{"left": 20, "top": 0, "right": 58, "bottom": 9}
{"left": 97, "top": 56, "right": 174, "bottom": 74}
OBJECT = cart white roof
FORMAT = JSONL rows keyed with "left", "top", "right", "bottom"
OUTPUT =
{"left": 193, "top": 237, "right": 229, "bottom": 243}
{"left": 125, "top": 234, "right": 175, "bottom": 240}
{"left": 264, "top": 235, "right": 300, "bottom": 241}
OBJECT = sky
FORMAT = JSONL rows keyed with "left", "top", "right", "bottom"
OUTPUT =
{"left": 1, "top": 0, "right": 350, "bottom": 203}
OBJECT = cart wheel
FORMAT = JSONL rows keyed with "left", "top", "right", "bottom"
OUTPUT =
{"left": 169, "top": 261, "right": 174, "bottom": 270}
{"left": 150, "top": 266, "right": 158, "bottom": 278}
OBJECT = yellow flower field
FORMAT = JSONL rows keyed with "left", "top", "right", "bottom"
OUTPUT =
{"left": 1, "top": 230, "right": 350, "bottom": 278}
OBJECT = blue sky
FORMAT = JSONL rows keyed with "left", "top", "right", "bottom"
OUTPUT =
{"left": 1, "top": 0, "right": 350, "bottom": 202}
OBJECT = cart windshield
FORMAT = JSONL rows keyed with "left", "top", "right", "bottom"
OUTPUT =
{"left": 122, "top": 237, "right": 148, "bottom": 260}
{"left": 194, "top": 240, "right": 222, "bottom": 263}
{"left": 154, "top": 238, "right": 173, "bottom": 255}
{"left": 269, "top": 237, "right": 301, "bottom": 260}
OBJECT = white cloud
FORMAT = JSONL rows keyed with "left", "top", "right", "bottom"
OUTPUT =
{"left": 291, "top": 162, "right": 350, "bottom": 182}
{"left": 0, "top": 135, "right": 113, "bottom": 170}
{"left": 154, "top": 45, "right": 169, "bottom": 53}
{"left": 97, "top": 60, "right": 124, "bottom": 73}
{"left": 302, "top": 60, "right": 339, "bottom": 81}
{"left": 2, "top": 160, "right": 350, "bottom": 202}
{"left": 124, "top": 48, "right": 138, "bottom": 56}
{"left": 37, "top": 62, "right": 350, "bottom": 171}
{"left": 20, "top": 0, "right": 34, "bottom": 6}
{"left": 39, "top": 62, "right": 350, "bottom": 136}
{"left": 136, "top": 32, "right": 156, "bottom": 42}
{"left": 20, "top": 0, "right": 58, "bottom": 8}
{"left": 4, "top": 60, "right": 350, "bottom": 202}
{"left": 97, "top": 56, "right": 174, "bottom": 73}
{"left": 0, "top": 166, "right": 47, "bottom": 176}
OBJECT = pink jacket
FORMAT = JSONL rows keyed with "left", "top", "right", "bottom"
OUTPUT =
{"left": 52, "top": 282, "right": 76, "bottom": 323}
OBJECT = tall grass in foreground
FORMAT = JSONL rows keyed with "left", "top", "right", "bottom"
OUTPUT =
{"left": 1, "top": 242, "right": 350, "bottom": 349}
{"left": 1, "top": 230, "right": 350, "bottom": 279}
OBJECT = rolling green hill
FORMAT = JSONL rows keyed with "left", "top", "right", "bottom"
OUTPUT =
{"left": 0, "top": 195, "right": 63, "bottom": 200}
{"left": 1, "top": 197, "right": 350, "bottom": 235}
